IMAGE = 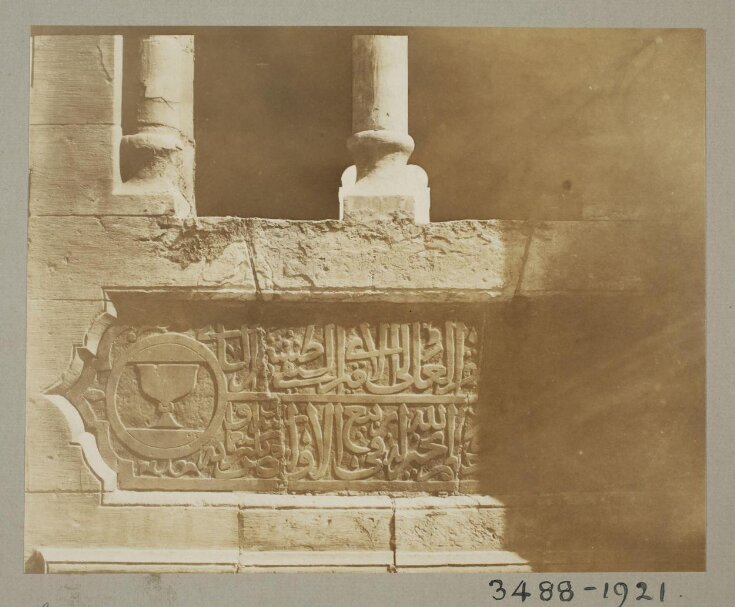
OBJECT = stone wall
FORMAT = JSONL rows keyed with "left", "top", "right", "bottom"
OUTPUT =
{"left": 25, "top": 30, "right": 704, "bottom": 573}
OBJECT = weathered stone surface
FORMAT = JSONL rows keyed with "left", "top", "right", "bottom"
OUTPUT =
{"left": 27, "top": 217, "right": 256, "bottom": 300}
{"left": 29, "top": 124, "right": 120, "bottom": 215}
{"left": 394, "top": 500, "right": 506, "bottom": 552}
{"left": 30, "top": 216, "right": 679, "bottom": 302}
{"left": 26, "top": 299, "right": 105, "bottom": 393}
{"left": 26, "top": 396, "right": 102, "bottom": 492}
{"left": 248, "top": 218, "right": 529, "bottom": 300}
{"left": 30, "top": 548, "right": 239, "bottom": 573}
{"left": 392, "top": 496, "right": 525, "bottom": 569}
{"left": 24, "top": 493, "right": 239, "bottom": 563}
{"left": 54, "top": 298, "right": 481, "bottom": 492}
{"left": 30, "top": 35, "right": 122, "bottom": 126}
{"left": 239, "top": 508, "right": 392, "bottom": 551}
{"left": 341, "top": 194, "right": 427, "bottom": 224}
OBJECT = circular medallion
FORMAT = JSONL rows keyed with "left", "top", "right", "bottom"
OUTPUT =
{"left": 106, "top": 333, "right": 226, "bottom": 459}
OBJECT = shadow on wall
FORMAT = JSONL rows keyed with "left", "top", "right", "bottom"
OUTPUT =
{"left": 39, "top": 26, "right": 704, "bottom": 221}
{"left": 470, "top": 168, "right": 706, "bottom": 571}
{"left": 116, "top": 27, "right": 704, "bottom": 222}
{"left": 475, "top": 290, "right": 705, "bottom": 571}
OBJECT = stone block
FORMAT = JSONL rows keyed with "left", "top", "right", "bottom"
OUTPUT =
{"left": 239, "top": 507, "right": 392, "bottom": 551}
{"left": 30, "top": 35, "right": 122, "bottom": 126}
{"left": 29, "top": 124, "right": 120, "bottom": 215}
{"left": 25, "top": 395, "right": 102, "bottom": 493}
{"left": 26, "top": 299, "right": 105, "bottom": 394}
{"left": 393, "top": 496, "right": 528, "bottom": 570}
{"left": 27, "top": 216, "right": 257, "bottom": 300}
{"left": 394, "top": 497, "right": 506, "bottom": 553}
{"left": 341, "top": 194, "right": 428, "bottom": 224}
{"left": 24, "top": 493, "right": 240, "bottom": 565}
{"left": 248, "top": 218, "right": 529, "bottom": 301}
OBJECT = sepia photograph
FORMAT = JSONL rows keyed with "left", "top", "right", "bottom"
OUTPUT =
{"left": 22, "top": 24, "right": 708, "bottom": 578}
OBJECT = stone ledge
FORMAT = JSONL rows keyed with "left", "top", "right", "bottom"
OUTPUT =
{"left": 29, "top": 216, "right": 684, "bottom": 302}
{"left": 247, "top": 218, "right": 527, "bottom": 300}
{"left": 395, "top": 550, "right": 529, "bottom": 568}
{"left": 30, "top": 547, "right": 239, "bottom": 574}
{"left": 28, "top": 216, "right": 257, "bottom": 301}
{"left": 239, "top": 550, "right": 393, "bottom": 568}
{"left": 394, "top": 495, "right": 504, "bottom": 509}
{"left": 103, "top": 491, "right": 393, "bottom": 508}
{"left": 30, "top": 546, "right": 530, "bottom": 573}
{"left": 395, "top": 504, "right": 507, "bottom": 554}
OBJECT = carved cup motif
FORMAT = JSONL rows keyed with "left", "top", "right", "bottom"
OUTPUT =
{"left": 136, "top": 363, "right": 200, "bottom": 429}
{"left": 105, "top": 333, "right": 227, "bottom": 461}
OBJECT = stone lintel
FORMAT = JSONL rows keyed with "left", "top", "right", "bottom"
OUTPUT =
{"left": 30, "top": 547, "right": 239, "bottom": 574}
{"left": 28, "top": 215, "right": 687, "bottom": 302}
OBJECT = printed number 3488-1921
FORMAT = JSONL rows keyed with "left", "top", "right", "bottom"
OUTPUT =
{"left": 488, "top": 580, "right": 666, "bottom": 606}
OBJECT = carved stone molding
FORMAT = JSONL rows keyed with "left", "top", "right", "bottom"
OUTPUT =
{"left": 29, "top": 494, "right": 531, "bottom": 572}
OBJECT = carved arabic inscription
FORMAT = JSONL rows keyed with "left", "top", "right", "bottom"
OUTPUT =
{"left": 65, "top": 318, "right": 481, "bottom": 492}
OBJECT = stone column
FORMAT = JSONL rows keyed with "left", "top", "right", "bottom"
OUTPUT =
{"left": 121, "top": 35, "right": 195, "bottom": 216}
{"left": 339, "top": 35, "right": 430, "bottom": 224}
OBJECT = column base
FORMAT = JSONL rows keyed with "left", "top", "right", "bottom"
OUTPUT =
{"left": 341, "top": 193, "right": 430, "bottom": 224}
{"left": 339, "top": 163, "right": 431, "bottom": 224}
